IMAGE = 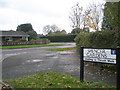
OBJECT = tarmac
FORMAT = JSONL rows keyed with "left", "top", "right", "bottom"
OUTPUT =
{"left": 2, "top": 43, "right": 116, "bottom": 86}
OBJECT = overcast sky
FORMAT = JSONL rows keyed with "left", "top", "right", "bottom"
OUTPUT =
{"left": 0, "top": 0, "right": 105, "bottom": 34}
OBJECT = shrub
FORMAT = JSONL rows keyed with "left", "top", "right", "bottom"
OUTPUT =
{"left": 75, "top": 30, "right": 118, "bottom": 49}
{"left": 74, "top": 32, "right": 90, "bottom": 47}
{"left": 40, "top": 34, "right": 77, "bottom": 42}
{"left": 88, "top": 31, "right": 117, "bottom": 48}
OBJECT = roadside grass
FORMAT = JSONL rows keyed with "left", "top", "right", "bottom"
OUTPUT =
{"left": 47, "top": 47, "right": 76, "bottom": 51}
{"left": 5, "top": 72, "right": 115, "bottom": 88}
{"left": 0, "top": 44, "right": 65, "bottom": 49}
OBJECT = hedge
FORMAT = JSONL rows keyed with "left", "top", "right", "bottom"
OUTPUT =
{"left": 40, "top": 34, "right": 77, "bottom": 42}
{"left": 75, "top": 30, "right": 118, "bottom": 49}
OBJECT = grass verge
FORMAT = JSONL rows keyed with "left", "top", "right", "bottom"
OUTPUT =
{"left": 5, "top": 72, "right": 115, "bottom": 88}
{"left": 0, "top": 44, "right": 65, "bottom": 49}
{"left": 47, "top": 47, "right": 76, "bottom": 51}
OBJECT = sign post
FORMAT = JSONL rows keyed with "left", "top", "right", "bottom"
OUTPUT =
{"left": 80, "top": 46, "right": 119, "bottom": 89}
{"left": 80, "top": 46, "right": 84, "bottom": 81}
{"left": 116, "top": 47, "right": 120, "bottom": 90}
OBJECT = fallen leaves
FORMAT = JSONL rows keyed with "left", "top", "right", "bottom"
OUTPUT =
{"left": 62, "top": 77, "right": 66, "bottom": 79}
{"left": 44, "top": 80, "right": 50, "bottom": 83}
{"left": 64, "top": 85, "right": 72, "bottom": 88}
{"left": 73, "top": 80, "right": 80, "bottom": 83}
{"left": 57, "top": 83, "right": 62, "bottom": 85}
{"left": 48, "top": 83, "right": 53, "bottom": 86}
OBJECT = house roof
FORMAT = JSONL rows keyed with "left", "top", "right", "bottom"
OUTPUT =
{"left": 0, "top": 31, "right": 30, "bottom": 37}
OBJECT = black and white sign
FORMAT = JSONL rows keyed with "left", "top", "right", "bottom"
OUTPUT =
{"left": 80, "top": 47, "right": 120, "bottom": 89}
{"left": 83, "top": 48, "right": 116, "bottom": 64}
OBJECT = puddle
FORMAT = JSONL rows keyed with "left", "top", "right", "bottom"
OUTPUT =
{"left": 58, "top": 51, "right": 74, "bottom": 55}
{"left": 5, "top": 53, "right": 18, "bottom": 56}
{"left": 32, "top": 60, "right": 43, "bottom": 62}
{"left": 52, "top": 56, "right": 58, "bottom": 59}
{"left": 3, "top": 52, "right": 27, "bottom": 60}
{"left": 2, "top": 49, "right": 23, "bottom": 51}
{"left": 26, "top": 59, "right": 43, "bottom": 63}
{"left": 45, "top": 53, "right": 56, "bottom": 57}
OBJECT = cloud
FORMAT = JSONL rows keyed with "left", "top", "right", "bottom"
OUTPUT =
{"left": 0, "top": 0, "right": 105, "bottom": 33}
{"left": 0, "top": 0, "right": 9, "bottom": 8}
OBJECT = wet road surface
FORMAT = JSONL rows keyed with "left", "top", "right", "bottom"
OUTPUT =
{"left": 2, "top": 43, "right": 116, "bottom": 85}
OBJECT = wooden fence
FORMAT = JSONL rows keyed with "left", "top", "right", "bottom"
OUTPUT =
{"left": 1, "top": 39, "right": 50, "bottom": 46}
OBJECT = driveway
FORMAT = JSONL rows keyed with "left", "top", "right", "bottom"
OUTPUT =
{"left": 2, "top": 43, "right": 116, "bottom": 85}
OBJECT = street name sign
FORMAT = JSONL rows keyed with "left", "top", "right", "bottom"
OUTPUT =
{"left": 80, "top": 47, "right": 120, "bottom": 90}
{"left": 83, "top": 48, "right": 116, "bottom": 64}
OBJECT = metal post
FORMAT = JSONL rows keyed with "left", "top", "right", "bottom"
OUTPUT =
{"left": 80, "top": 46, "right": 84, "bottom": 81}
{"left": 116, "top": 47, "right": 120, "bottom": 90}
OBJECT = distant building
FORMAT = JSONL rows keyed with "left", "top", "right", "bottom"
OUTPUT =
{"left": 0, "top": 30, "right": 29, "bottom": 42}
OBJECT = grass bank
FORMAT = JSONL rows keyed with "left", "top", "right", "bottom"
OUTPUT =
{"left": 5, "top": 72, "right": 115, "bottom": 88}
{"left": 0, "top": 44, "right": 65, "bottom": 49}
{"left": 47, "top": 47, "right": 76, "bottom": 51}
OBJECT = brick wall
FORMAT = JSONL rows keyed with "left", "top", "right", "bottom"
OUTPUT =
{"left": 1, "top": 39, "right": 50, "bottom": 46}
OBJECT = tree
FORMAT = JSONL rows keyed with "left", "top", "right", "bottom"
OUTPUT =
{"left": 71, "top": 28, "right": 83, "bottom": 34}
{"left": 85, "top": 2, "right": 103, "bottom": 31}
{"left": 69, "top": 2, "right": 103, "bottom": 32}
{"left": 51, "top": 24, "right": 60, "bottom": 32}
{"left": 102, "top": 2, "right": 119, "bottom": 31}
{"left": 48, "top": 30, "right": 67, "bottom": 35}
{"left": 69, "top": 3, "right": 83, "bottom": 29}
{"left": 101, "top": 16, "right": 112, "bottom": 30}
{"left": 16, "top": 23, "right": 37, "bottom": 40}
{"left": 43, "top": 25, "right": 51, "bottom": 35}
{"left": 16, "top": 23, "right": 34, "bottom": 32}
{"left": 61, "top": 30, "right": 67, "bottom": 34}
{"left": 43, "top": 24, "right": 60, "bottom": 35}
{"left": 102, "top": 2, "right": 120, "bottom": 46}
{"left": 26, "top": 31, "right": 37, "bottom": 40}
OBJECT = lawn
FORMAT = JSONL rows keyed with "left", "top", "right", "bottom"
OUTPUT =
{"left": 0, "top": 44, "right": 65, "bottom": 49}
{"left": 47, "top": 47, "right": 76, "bottom": 51}
{"left": 5, "top": 72, "right": 115, "bottom": 89}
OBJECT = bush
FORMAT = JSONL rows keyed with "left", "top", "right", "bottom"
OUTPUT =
{"left": 75, "top": 30, "right": 118, "bottom": 49}
{"left": 74, "top": 32, "right": 90, "bottom": 47}
{"left": 88, "top": 31, "right": 117, "bottom": 48}
{"left": 40, "top": 34, "right": 77, "bottom": 42}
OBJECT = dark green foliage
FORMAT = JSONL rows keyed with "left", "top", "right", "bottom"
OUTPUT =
{"left": 88, "top": 31, "right": 117, "bottom": 48}
{"left": 102, "top": 2, "right": 119, "bottom": 31}
{"left": 75, "top": 30, "right": 118, "bottom": 48}
{"left": 75, "top": 32, "right": 90, "bottom": 47}
{"left": 16, "top": 23, "right": 34, "bottom": 32}
{"left": 26, "top": 31, "right": 37, "bottom": 40}
{"left": 71, "top": 28, "right": 83, "bottom": 34}
{"left": 102, "top": 17, "right": 112, "bottom": 30}
{"left": 16, "top": 23, "right": 37, "bottom": 40}
{"left": 41, "top": 34, "right": 77, "bottom": 42}
{"left": 101, "top": 2, "right": 120, "bottom": 46}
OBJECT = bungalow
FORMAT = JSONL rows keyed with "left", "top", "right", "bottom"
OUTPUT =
{"left": 0, "top": 30, "right": 29, "bottom": 42}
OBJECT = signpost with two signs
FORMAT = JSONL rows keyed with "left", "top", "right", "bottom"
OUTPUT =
{"left": 80, "top": 46, "right": 120, "bottom": 90}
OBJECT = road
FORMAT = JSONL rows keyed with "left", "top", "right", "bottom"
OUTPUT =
{"left": 2, "top": 43, "right": 116, "bottom": 85}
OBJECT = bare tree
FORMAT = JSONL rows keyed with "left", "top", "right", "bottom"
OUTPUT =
{"left": 43, "top": 24, "right": 60, "bottom": 35}
{"left": 69, "top": 3, "right": 83, "bottom": 29}
{"left": 82, "top": 9, "right": 91, "bottom": 32}
{"left": 51, "top": 24, "right": 60, "bottom": 32}
{"left": 43, "top": 25, "right": 51, "bottom": 35}
{"left": 85, "top": 3, "right": 103, "bottom": 31}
